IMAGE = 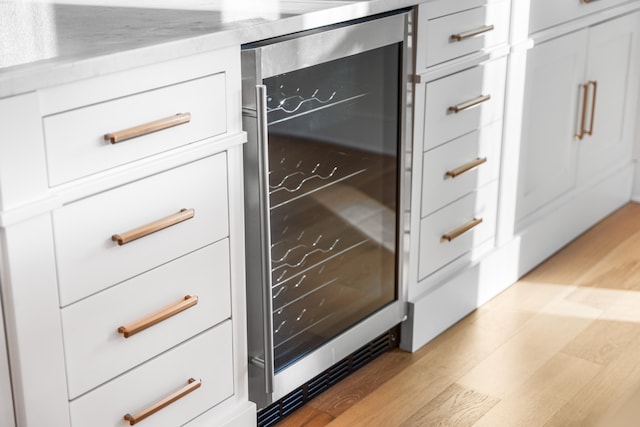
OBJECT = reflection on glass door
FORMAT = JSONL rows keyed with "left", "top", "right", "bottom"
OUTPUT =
{"left": 263, "top": 44, "right": 402, "bottom": 371}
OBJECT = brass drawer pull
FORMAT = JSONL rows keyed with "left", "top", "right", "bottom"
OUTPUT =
{"left": 446, "top": 157, "right": 488, "bottom": 179}
{"left": 575, "top": 81, "right": 597, "bottom": 141}
{"left": 104, "top": 112, "right": 191, "bottom": 144}
{"left": 124, "top": 378, "right": 201, "bottom": 425}
{"left": 451, "top": 24, "right": 495, "bottom": 42}
{"left": 586, "top": 80, "right": 597, "bottom": 137}
{"left": 112, "top": 208, "right": 195, "bottom": 246}
{"left": 448, "top": 94, "right": 491, "bottom": 114}
{"left": 118, "top": 295, "right": 198, "bottom": 338}
{"left": 441, "top": 218, "right": 483, "bottom": 242}
{"left": 580, "top": 0, "right": 602, "bottom": 3}
{"left": 575, "top": 83, "right": 590, "bottom": 140}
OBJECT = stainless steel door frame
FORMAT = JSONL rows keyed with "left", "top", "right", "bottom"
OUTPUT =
{"left": 272, "top": 299, "right": 406, "bottom": 401}
{"left": 242, "top": 9, "right": 413, "bottom": 410}
{"left": 241, "top": 12, "right": 408, "bottom": 110}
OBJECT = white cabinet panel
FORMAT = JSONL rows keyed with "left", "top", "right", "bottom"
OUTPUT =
{"left": 61, "top": 241, "right": 231, "bottom": 398}
{"left": 423, "top": 1, "right": 510, "bottom": 68}
{"left": 0, "top": 93, "right": 48, "bottom": 211}
{"left": 516, "top": 30, "right": 588, "bottom": 221}
{"left": 53, "top": 153, "right": 229, "bottom": 306}
{"left": 517, "top": 11, "right": 640, "bottom": 222}
{"left": 44, "top": 73, "right": 227, "bottom": 186}
{"left": 0, "top": 287, "right": 15, "bottom": 427}
{"left": 578, "top": 11, "right": 640, "bottom": 182}
{"left": 411, "top": 0, "right": 507, "bottom": 289}
{"left": 69, "top": 323, "right": 234, "bottom": 427}
{"left": 0, "top": 45, "right": 249, "bottom": 427}
{"left": 424, "top": 57, "right": 506, "bottom": 150}
{"left": 418, "top": 182, "right": 498, "bottom": 279}
{"left": 421, "top": 121, "right": 502, "bottom": 217}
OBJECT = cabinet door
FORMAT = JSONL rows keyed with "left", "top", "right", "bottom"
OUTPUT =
{"left": 578, "top": 12, "right": 640, "bottom": 183}
{"left": 516, "top": 30, "right": 588, "bottom": 221}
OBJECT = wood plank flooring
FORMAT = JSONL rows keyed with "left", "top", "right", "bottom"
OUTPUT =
{"left": 275, "top": 202, "right": 640, "bottom": 427}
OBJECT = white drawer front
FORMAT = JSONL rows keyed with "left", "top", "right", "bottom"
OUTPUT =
{"left": 61, "top": 241, "right": 231, "bottom": 399}
{"left": 53, "top": 153, "right": 229, "bottom": 306}
{"left": 424, "top": 57, "right": 506, "bottom": 151}
{"left": 418, "top": 0, "right": 509, "bottom": 20}
{"left": 44, "top": 73, "right": 226, "bottom": 186}
{"left": 529, "top": 0, "right": 628, "bottom": 34}
{"left": 418, "top": 182, "right": 498, "bottom": 280}
{"left": 423, "top": 1, "right": 510, "bottom": 68}
{"left": 421, "top": 121, "right": 502, "bottom": 217}
{"left": 69, "top": 323, "right": 234, "bottom": 427}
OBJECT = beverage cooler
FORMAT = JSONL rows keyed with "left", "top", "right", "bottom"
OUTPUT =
{"left": 241, "top": 10, "right": 412, "bottom": 425}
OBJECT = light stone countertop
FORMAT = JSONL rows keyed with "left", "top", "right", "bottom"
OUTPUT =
{"left": 0, "top": 0, "right": 423, "bottom": 98}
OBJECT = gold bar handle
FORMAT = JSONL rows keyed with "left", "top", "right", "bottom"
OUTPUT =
{"left": 586, "top": 80, "right": 597, "bottom": 136}
{"left": 451, "top": 24, "right": 495, "bottom": 42}
{"left": 448, "top": 94, "right": 491, "bottom": 114}
{"left": 446, "top": 157, "right": 488, "bottom": 179}
{"left": 112, "top": 208, "right": 195, "bottom": 246}
{"left": 104, "top": 112, "right": 191, "bottom": 144}
{"left": 123, "top": 378, "right": 201, "bottom": 425}
{"left": 441, "top": 218, "right": 483, "bottom": 242}
{"left": 118, "top": 295, "right": 198, "bottom": 338}
{"left": 580, "top": 0, "right": 602, "bottom": 4}
{"left": 575, "top": 83, "right": 589, "bottom": 140}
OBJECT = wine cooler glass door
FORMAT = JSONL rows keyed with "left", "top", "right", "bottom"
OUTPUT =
{"left": 264, "top": 43, "right": 401, "bottom": 371}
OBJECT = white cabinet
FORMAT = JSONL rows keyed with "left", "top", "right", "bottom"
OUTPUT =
{"left": 492, "top": 2, "right": 640, "bottom": 295}
{"left": 423, "top": 57, "right": 507, "bottom": 151}
{"left": 416, "top": 57, "right": 506, "bottom": 280}
{"left": 403, "top": 0, "right": 640, "bottom": 354}
{"left": 516, "top": 11, "right": 640, "bottom": 223}
{"left": 0, "top": 46, "right": 255, "bottom": 427}
{"left": 402, "top": 0, "right": 510, "bottom": 351}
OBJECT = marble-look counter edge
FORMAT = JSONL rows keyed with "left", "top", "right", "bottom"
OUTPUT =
{"left": 0, "top": 0, "right": 423, "bottom": 99}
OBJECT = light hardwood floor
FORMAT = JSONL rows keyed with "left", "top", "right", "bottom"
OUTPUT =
{"left": 276, "top": 202, "right": 640, "bottom": 426}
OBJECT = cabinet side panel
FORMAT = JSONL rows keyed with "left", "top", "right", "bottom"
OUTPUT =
{"left": 0, "top": 93, "right": 48, "bottom": 212}
{"left": 0, "top": 216, "right": 69, "bottom": 427}
{"left": 0, "top": 289, "right": 16, "bottom": 427}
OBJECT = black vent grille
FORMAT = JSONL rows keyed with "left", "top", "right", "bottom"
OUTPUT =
{"left": 256, "top": 326, "right": 399, "bottom": 427}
